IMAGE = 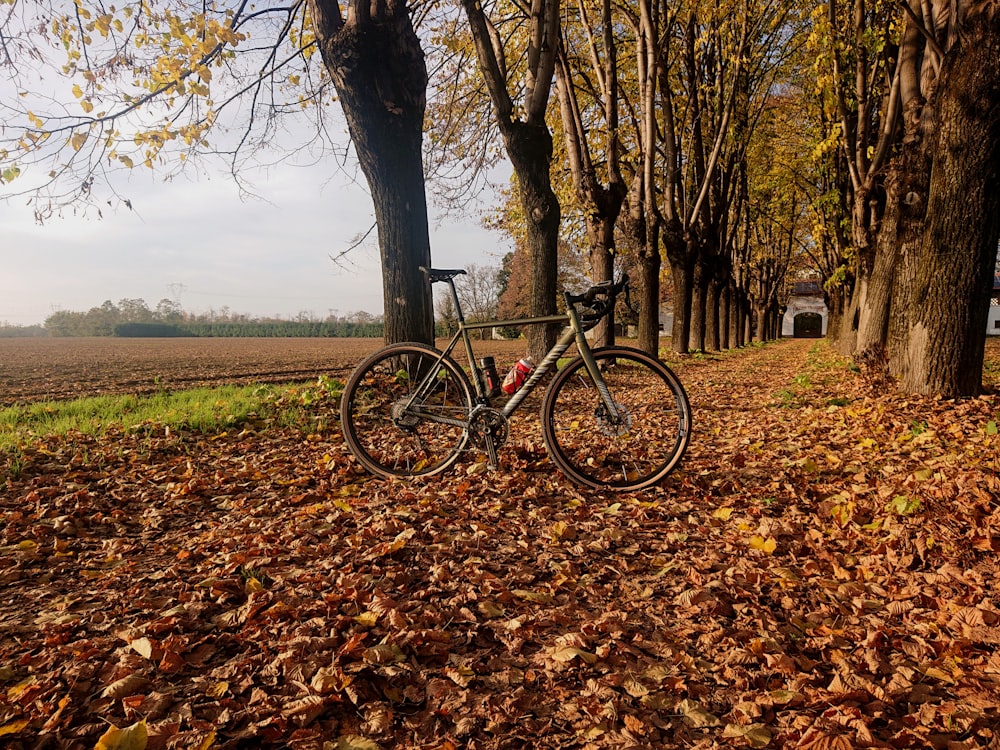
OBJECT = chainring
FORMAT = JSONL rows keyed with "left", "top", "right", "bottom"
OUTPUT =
{"left": 469, "top": 408, "right": 510, "bottom": 449}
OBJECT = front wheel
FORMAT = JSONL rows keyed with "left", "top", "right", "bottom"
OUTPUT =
{"left": 541, "top": 347, "right": 691, "bottom": 491}
{"left": 340, "top": 343, "right": 473, "bottom": 479}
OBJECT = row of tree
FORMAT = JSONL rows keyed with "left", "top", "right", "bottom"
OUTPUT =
{"left": 2, "top": 1, "right": 998, "bottom": 395}
{"left": 428, "top": 0, "right": 1000, "bottom": 398}
{"left": 41, "top": 299, "right": 384, "bottom": 338}
{"left": 0, "top": 323, "right": 47, "bottom": 338}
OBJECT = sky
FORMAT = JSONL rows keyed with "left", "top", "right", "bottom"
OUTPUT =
{"left": 0, "top": 9, "right": 514, "bottom": 329}
{"left": 0, "top": 159, "right": 510, "bottom": 327}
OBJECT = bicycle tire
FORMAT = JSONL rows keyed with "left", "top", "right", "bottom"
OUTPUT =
{"left": 340, "top": 343, "right": 473, "bottom": 479}
{"left": 541, "top": 347, "right": 691, "bottom": 491}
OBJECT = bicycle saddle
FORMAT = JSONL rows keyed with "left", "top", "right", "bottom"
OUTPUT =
{"left": 420, "top": 267, "right": 467, "bottom": 283}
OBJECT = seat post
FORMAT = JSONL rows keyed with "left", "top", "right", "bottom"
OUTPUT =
{"left": 447, "top": 277, "right": 465, "bottom": 326}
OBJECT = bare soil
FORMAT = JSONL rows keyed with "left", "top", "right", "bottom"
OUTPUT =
{"left": 0, "top": 337, "right": 531, "bottom": 405}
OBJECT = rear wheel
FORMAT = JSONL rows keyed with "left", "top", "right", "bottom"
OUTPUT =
{"left": 541, "top": 347, "right": 691, "bottom": 491}
{"left": 340, "top": 343, "right": 473, "bottom": 479}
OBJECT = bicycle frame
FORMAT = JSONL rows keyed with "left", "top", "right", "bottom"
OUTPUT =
{"left": 408, "top": 276, "right": 622, "bottom": 425}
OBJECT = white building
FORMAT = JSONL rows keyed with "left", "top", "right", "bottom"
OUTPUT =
{"left": 990, "top": 275, "right": 1000, "bottom": 336}
{"left": 782, "top": 280, "right": 828, "bottom": 338}
{"left": 781, "top": 275, "right": 1000, "bottom": 338}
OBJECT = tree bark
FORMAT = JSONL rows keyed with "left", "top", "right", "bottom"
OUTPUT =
{"left": 706, "top": 274, "right": 723, "bottom": 351}
{"left": 663, "top": 222, "right": 693, "bottom": 354}
{"left": 895, "top": 2, "right": 1000, "bottom": 396}
{"left": 667, "top": 256, "right": 693, "bottom": 354}
{"left": 587, "top": 232, "right": 617, "bottom": 347}
{"left": 858, "top": 5, "right": 930, "bottom": 359}
{"left": 553, "top": 0, "right": 626, "bottom": 348}
{"left": 728, "top": 283, "right": 746, "bottom": 348}
{"left": 885, "top": 110, "right": 935, "bottom": 374}
{"left": 688, "top": 255, "right": 708, "bottom": 352}
{"left": 504, "top": 121, "right": 562, "bottom": 359}
{"left": 308, "top": 0, "right": 434, "bottom": 345}
{"left": 462, "top": 0, "right": 561, "bottom": 361}
{"left": 718, "top": 283, "right": 731, "bottom": 350}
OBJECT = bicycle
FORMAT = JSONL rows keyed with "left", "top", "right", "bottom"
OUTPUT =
{"left": 339, "top": 267, "right": 692, "bottom": 492}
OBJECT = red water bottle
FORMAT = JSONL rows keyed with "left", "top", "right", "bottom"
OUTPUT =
{"left": 501, "top": 357, "right": 534, "bottom": 395}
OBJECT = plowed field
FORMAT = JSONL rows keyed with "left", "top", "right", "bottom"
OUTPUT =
{"left": 0, "top": 337, "right": 528, "bottom": 405}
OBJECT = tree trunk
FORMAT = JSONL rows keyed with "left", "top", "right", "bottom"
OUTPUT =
{"left": 728, "top": 284, "right": 745, "bottom": 348}
{"left": 857, "top": 7, "right": 929, "bottom": 358}
{"left": 706, "top": 275, "right": 722, "bottom": 351}
{"left": 461, "top": 0, "right": 561, "bottom": 362}
{"left": 622, "top": 173, "right": 660, "bottom": 356}
{"left": 662, "top": 220, "right": 693, "bottom": 354}
{"left": 769, "top": 300, "right": 781, "bottom": 340}
{"left": 504, "top": 122, "right": 561, "bottom": 361}
{"left": 688, "top": 256, "right": 708, "bottom": 352}
{"left": 308, "top": 0, "right": 434, "bottom": 345}
{"left": 885, "top": 98, "right": 936, "bottom": 375}
{"left": 636, "top": 237, "right": 662, "bottom": 356}
{"left": 587, "top": 219, "right": 618, "bottom": 348}
{"left": 719, "top": 283, "right": 731, "bottom": 350}
{"left": 895, "top": 3, "right": 1000, "bottom": 397}
{"left": 854, "top": 201, "right": 898, "bottom": 354}
{"left": 668, "top": 254, "right": 693, "bottom": 355}
{"left": 836, "top": 280, "right": 861, "bottom": 354}
{"left": 753, "top": 302, "right": 767, "bottom": 342}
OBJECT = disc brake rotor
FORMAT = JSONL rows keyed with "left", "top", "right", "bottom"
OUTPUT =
{"left": 595, "top": 402, "right": 632, "bottom": 437}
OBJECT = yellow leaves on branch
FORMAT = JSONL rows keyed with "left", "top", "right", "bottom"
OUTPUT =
{"left": 51, "top": 4, "right": 246, "bottom": 110}
{"left": 139, "top": 11, "right": 246, "bottom": 98}
{"left": 70, "top": 131, "right": 89, "bottom": 152}
{"left": 70, "top": 83, "right": 98, "bottom": 114}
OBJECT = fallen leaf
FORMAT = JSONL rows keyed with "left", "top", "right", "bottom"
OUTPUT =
{"left": 101, "top": 674, "right": 150, "bottom": 700}
{"left": 95, "top": 719, "right": 147, "bottom": 750}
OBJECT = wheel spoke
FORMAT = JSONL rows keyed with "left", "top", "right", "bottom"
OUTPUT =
{"left": 341, "top": 345, "right": 472, "bottom": 479}
{"left": 542, "top": 349, "right": 691, "bottom": 491}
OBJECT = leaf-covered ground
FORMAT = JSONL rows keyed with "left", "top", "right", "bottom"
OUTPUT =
{"left": 2, "top": 339, "right": 999, "bottom": 749}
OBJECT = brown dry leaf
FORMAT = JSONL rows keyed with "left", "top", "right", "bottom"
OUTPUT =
{"left": 799, "top": 732, "right": 855, "bottom": 750}
{"left": 3, "top": 339, "right": 999, "bottom": 749}
{"left": 283, "top": 694, "right": 328, "bottom": 725}
{"left": 549, "top": 645, "right": 598, "bottom": 665}
{"left": 129, "top": 637, "right": 163, "bottom": 662}
{"left": 363, "top": 704, "right": 393, "bottom": 734}
{"left": 722, "top": 723, "right": 772, "bottom": 748}
{"left": 677, "top": 698, "right": 720, "bottom": 727}
{"left": 362, "top": 643, "right": 404, "bottom": 665}
{"left": 444, "top": 664, "right": 475, "bottom": 687}
{"left": 100, "top": 674, "right": 151, "bottom": 700}
{"left": 335, "top": 736, "right": 380, "bottom": 750}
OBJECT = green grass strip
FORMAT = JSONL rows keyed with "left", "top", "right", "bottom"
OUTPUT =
{"left": 0, "top": 377, "right": 344, "bottom": 454}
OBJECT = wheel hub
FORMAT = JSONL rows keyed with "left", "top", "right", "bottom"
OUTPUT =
{"left": 595, "top": 402, "right": 632, "bottom": 437}
{"left": 391, "top": 399, "right": 421, "bottom": 430}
